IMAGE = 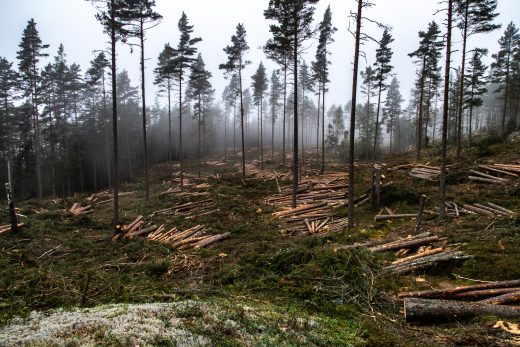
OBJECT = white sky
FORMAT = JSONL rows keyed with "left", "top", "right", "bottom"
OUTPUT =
{"left": 1, "top": 0, "right": 519, "bottom": 110}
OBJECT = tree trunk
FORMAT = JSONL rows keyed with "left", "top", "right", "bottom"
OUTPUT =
{"left": 260, "top": 95, "right": 264, "bottom": 171}
{"left": 416, "top": 58, "right": 426, "bottom": 161}
{"left": 348, "top": 0, "right": 362, "bottom": 230}
{"left": 316, "top": 86, "right": 321, "bottom": 169}
{"left": 321, "top": 82, "right": 326, "bottom": 174}
{"left": 439, "top": 0, "right": 452, "bottom": 221}
{"left": 292, "top": 25, "right": 299, "bottom": 209}
{"left": 110, "top": 0, "right": 119, "bottom": 231}
{"left": 167, "top": 80, "right": 172, "bottom": 163}
{"left": 140, "top": 21, "right": 149, "bottom": 203}
{"left": 239, "top": 62, "right": 246, "bottom": 181}
{"left": 283, "top": 59, "right": 287, "bottom": 169}
{"left": 456, "top": 5, "right": 469, "bottom": 162}
{"left": 179, "top": 67, "right": 184, "bottom": 190}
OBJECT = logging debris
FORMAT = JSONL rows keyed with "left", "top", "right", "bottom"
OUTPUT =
{"left": 444, "top": 201, "right": 515, "bottom": 218}
{"left": 468, "top": 163, "right": 520, "bottom": 184}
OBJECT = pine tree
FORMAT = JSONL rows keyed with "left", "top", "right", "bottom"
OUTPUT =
{"left": 171, "top": 12, "right": 201, "bottom": 189}
{"left": 188, "top": 53, "right": 213, "bottom": 178}
{"left": 154, "top": 43, "right": 175, "bottom": 163}
{"left": 16, "top": 18, "right": 49, "bottom": 199}
{"left": 312, "top": 5, "right": 336, "bottom": 174}
{"left": 454, "top": 0, "right": 500, "bottom": 160}
{"left": 464, "top": 48, "right": 488, "bottom": 144}
{"left": 87, "top": 52, "right": 111, "bottom": 187}
{"left": 360, "top": 66, "right": 376, "bottom": 160}
{"left": 383, "top": 77, "right": 403, "bottom": 153}
{"left": 372, "top": 29, "right": 394, "bottom": 159}
{"left": 491, "top": 22, "right": 520, "bottom": 137}
{"left": 251, "top": 62, "right": 268, "bottom": 170}
{"left": 409, "top": 21, "right": 443, "bottom": 160}
{"left": 118, "top": 0, "right": 162, "bottom": 202}
{"left": 269, "top": 70, "right": 282, "bottom": 160}
{"left": 0, "top": 58, "right": 19, "bottom": 163}
{"left": 219, "top": 23, "right": 250, "bottom": 181}
{"left": 264, "top": 0, "right": 319, "bottom": 208}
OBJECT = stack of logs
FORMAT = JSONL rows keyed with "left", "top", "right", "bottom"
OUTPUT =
{"left": 338, "top": 232, "right": 472, "bottom": 275}
{"left": 148, "top": 224, "right": 230, "bottom": 250}
{"left": 272, "top": 202, "right": 348, "bottom": 235}
{"left": 149, "top": 199, "right": 218, "bottom": 219}
{"left": 69, "top": 203, "right": 94, "bottom": 216}
{"left": 469, "top": 163, "right": 520, "bottom": 185}
{"left": 87, "top": 190, "right": 136, "bottom": 204}
{"left": 399, "top": 279, "right": 520, "bottom": 322}
{"left": 116, "top": 216, "right": 230, "bottom": 249}
{"left": 409, "top": 165, "right": 442, "bottom": 181}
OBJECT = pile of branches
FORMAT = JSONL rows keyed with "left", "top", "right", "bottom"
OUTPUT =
{"left": 69, "top": 203, "right": 93, "bottom": 216}
{"left": 148, "top": 224, "right": 230, "bottom": 250}
{"left": 149, "top": 199, "right": 218, "bottom": 219}
{"left": 399, "top": 279, "right": 520, "bottom": 322}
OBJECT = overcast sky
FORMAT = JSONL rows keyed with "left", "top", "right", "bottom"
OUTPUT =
{"left": 1, "top": 0, "right": 518, "bottom": 111}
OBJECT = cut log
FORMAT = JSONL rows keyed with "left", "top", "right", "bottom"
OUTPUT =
{"left": 478, "top": 165, "right": 519, "bottom": 178}
{"left": 473, "top": 203, "right": 508, "bottom": 216}
{"left": 374, "top": 213, "right": 418, "bottom": 221}
{"left": 127, "top": 225, "right": 157, "bottom": 238}
{"left": 404, "top": 298, "right": 520, "bottom": 322}
{"left": 462, "top": 204, "right": 495, "bottom": 217}
{"left": 193, "top": 232, "right": 230, "bottom": 249}
{"left": 479, "top": 290, "right": 520, "bottom": 305}
{"left": 391, "top": 247, "right": 444, "bottom": 265}
{"left": 398, "top": 279, "right": 520, "bottom": 299}
{"left": 369, "top": 236, "right": 439, "bottom": 253}
{"left": 469, "top": 170, "right": 509, "bottom": 182}
{"left": 388, "top": 251, "right": 471, "bottom": 274}
{"left": 486, "top": 202, "right": 514, "bottom": 216}
{"left": 468, "top": 176, "right": 505, "bottom": 184}
{"left": 451, "top": 287, "right": 520, "bottom": 300}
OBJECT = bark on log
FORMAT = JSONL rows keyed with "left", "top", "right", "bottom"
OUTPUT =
{"left": 391, "top": 247, "right": 444, "bottom": 265}
{"left": 451, "top": 287, "right": 520, "bottom": 300}
{"left": 486, "top": 202, "right": 514, "bottom": 215}
{"left": 479, "top": 290, "right": 520, "bottom": 305}
{"left": 404, "top": 298, "right": 520, "bottom": 322}
{"left": 388, "top": 251, "right": 471, "bottom": 274}
{"left": 127, "top": 224, "right": 157, "bottom": 237}
{"left": 193, "top": 232, "right": 230, "bottom": 249}
{"left": 469, "top": 170, "right": 509, "bottom": 182}
{"left": 478, "top": 165, "right": 519, "bottom": 177}
{"left": 398, "top": 279, "right": 520, "bottom": 299}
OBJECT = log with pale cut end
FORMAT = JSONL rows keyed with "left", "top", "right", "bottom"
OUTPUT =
{"left": 404, "top": 298, "right": 520, "bottom": 322}
{"left": 388, "top": 251, "right": 472, "bottom": 275}
{"left": 479, "top": 290, "right": 520, "bottom": 305}
{"left": 369, "top": 235, "right": 439, "bottom": 253}
{"left": 398, "top": 279, "right": 520, "bottom": 299}
{"left": 391, "top": 247, "right": 444, "bottom": 266}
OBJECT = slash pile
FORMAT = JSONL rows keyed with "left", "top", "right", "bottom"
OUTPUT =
{"left": 149, "top": 199, "right": 218, "bottom": 219}
{"left": 69, "top": 203, "right": 94, "bottom": 216}
{"left": 148, "top": 225, "right": 230, "bottom": 250}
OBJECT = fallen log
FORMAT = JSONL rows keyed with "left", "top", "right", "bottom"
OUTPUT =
{"left": 193, "top": 232, "right": 230, "bottom": 249}
{"left": 374, "top": 213, "right": 418, "bottom": 221}
{"left": 388, "top": 251, "right": 471, "bottom": 274}
{"left": 391, "top": 247, "right": 444, "bottom": 266}
{"left": 468, "top": 176, "right": 505, "bottom": 184}
{"left": 478, "top": 165, "right": 519, "bottom": 178}
{"left": 451, "top": 287, "right": 520, "bottom": 300}
{"left": 462, "top": 204, "right": 495, "bottom": 217}
{"left": 479, "top": 290, "right": 520, "bottom": 305}
{"left": 486, "top": 202, "right": 514, "bottom": 216}
{"left": 404, "top": 298, "right": 520, "bottom": 322}
{"left": 369, "top": 236, "right": 439, "bottom": 253}
{"left": 398, "top": 279, "right": 520, "bottom": 299}
{"left": 469, "top": 170, "right": 509, "bottom": 182}
{"left": 127, "top": 225, "right": 158, "bottom": 238}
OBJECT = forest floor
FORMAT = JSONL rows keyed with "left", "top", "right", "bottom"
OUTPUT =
{"left": 1, "top": 136, "right": 519, "bottom": 346}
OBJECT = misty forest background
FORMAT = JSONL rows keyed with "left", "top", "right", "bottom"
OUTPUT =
{"left": 0, "top": 0, "right": 518, "bottom": 210}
